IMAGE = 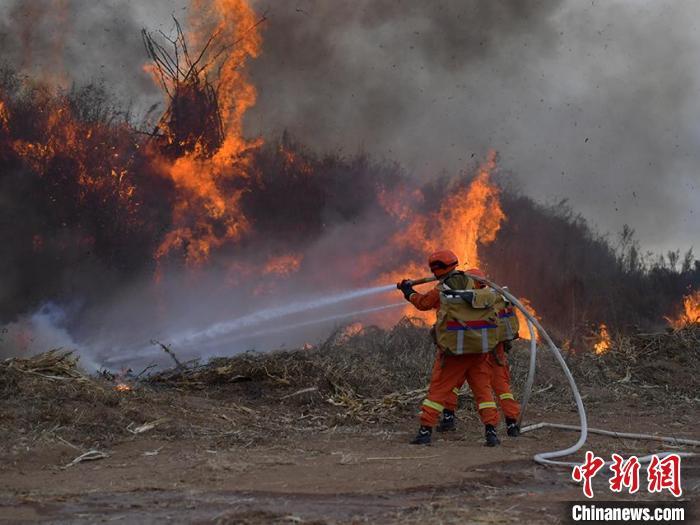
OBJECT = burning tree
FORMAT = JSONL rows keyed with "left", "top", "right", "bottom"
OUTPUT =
{"left": 142, "top": 19, "right": 225, "bottom": 159}
{"left": 141, "top": 6, "right": 267, "bottom": 266}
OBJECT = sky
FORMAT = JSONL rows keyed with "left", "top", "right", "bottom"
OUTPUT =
{"left": 0, "top": 0, "right": 697, "bottom": 255}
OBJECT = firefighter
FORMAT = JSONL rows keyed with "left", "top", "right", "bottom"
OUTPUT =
{"left": 433, "top": 268, "right": 522, "bottom": 436}
{"left": 398, "top": 250, "right": 501, "bottom": 447}
{"left": 468, "top": 268, "right": 521, "bottom": 437}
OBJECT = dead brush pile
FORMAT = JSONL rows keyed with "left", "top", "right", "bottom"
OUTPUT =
{"left": 1, "top": 323, "right": 696, "bottom": 453}
{"left": 570, "top": 325, "right": 700, "bottom": 399}
{"left": 148, "top": 319, "right": 436, "bottom": 424}
{"left": 506, "top": 324, "right": 700, "bottom": 409}
{"left": 147, "top": 321, "right": 700, "bottom": 422}
{"left": 0, "top": 350, "right": 156, "bottom": 454}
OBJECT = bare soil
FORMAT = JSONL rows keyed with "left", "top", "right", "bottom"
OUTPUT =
{"left": 1, "top": 326, "right": 698, "bottom": 523}
{"left": 1, "top": 395, "right": 698, "bottom": 524}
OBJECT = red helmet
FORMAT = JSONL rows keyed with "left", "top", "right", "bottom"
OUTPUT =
{"left": 466, "top": 267, "right": 486, "bottom": 288}
{"left": 428, "top": 250, "right": 459, "bottom": 277}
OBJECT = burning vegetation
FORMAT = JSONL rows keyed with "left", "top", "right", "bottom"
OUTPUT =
{"left": 665, "top": 289, "right": 700, "bottom": 329}
{"left": 593, "top": 323, "right": 611, "bottom": 355}
{"left": 0, "top": 0, "right": 698, "bottom": 359}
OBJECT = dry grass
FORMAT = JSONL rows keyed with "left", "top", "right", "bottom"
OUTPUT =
{"left": 1, "top": 323, "right": 697, "bottom": 454}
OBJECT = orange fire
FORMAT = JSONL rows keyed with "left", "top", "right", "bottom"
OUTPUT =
{"left": 375, "top": 150, "right": 543, "bottom": 332}
{"left": 515, "top": 297, "right": 541, "bottom": 342}
{"left": 377, "top": 150, "right": 505, "bottom": 320}
{"left": 338, "top": 322, "right": 365, "bottom": 342}
{"left": 377, "top": 186, "right": 424, "bottom": 222}
{"left": 264, "top": 253, "right": 303, "bottom": 277}
{"left": 153, "top": 0, "right": 265, "bottom": 266}
{"left": 3, "top": 94, "right": 139, "bottom": 217}
{"left": 665, "top": 289, "right": 700, "bottom": 328}
{"left": 593, "top": 323, "right": 611, "bottom": 355}
{"left": 115, "top": 383, "right": 133, "bottom": 392}
{"left": 0, "top": 99, "right": 8, "bottom": 131}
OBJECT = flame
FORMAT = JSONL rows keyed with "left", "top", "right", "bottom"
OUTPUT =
{"left": 593, "top": 323, "right": 611, "bottom": 355}
{"left": 3, "top": 93, "right": 139, "bottom": 219}
{"left": 377, "top": 151, "right": 505, "bottom": 320}
{"left": 340, "top": 322, "right": 364, "bottom": 339}
{"left": 0, "top": 99, "right": 8, "bottom": 131}
{"left": 264, "top": 253, "right": 303, "bottom": 277}
{"left": 279, "top": 142, "right": 314, "bottom": 176}
{"left": 115, "top": 383, "right": 133, "bottom": 392}
{"left": 665, "top": 289, "right": 700, "bottom": 328}
{"left": 153, "top": 0, "right": 264, "bottom": 266}
{"left": 515, "top": 297, "right": 541, "bottom": 341}
{"left": 378, "top": 186, "right": 424, "bottom": 222}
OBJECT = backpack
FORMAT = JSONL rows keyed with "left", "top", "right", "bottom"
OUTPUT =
{"left": 494, "top": 291, "right": 520, "bottom": 342}
{"left": 434, "top": 272, "right": 500, "bottom": 355}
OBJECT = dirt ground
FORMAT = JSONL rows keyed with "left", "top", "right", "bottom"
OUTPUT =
{"left": 1, "top": 327, "right": 699, "bottom": 523}
{"left": 1, "top": 398, "right": 698, "bottom": 524}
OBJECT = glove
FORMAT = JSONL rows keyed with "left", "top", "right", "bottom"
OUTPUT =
{"left": 397, "top": 279, "right": 416, "bottom": 301}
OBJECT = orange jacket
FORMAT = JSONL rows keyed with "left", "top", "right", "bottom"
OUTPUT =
{"left": 409, "top": 288, "right": 440, "bottom": 311}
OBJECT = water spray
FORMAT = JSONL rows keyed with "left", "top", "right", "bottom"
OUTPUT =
{"left": 169, "top": 284, "right": 396, "bottom": 348}
{"left": 405, "top": 272, "right": 699, "bottom": 467}
{"left": 196, "top": 302, "right": 405, "bottom": 354}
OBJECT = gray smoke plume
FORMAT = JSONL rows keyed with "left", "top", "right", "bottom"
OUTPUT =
{"left": 244, "top": 0, "right": 699, "bottom": 254}
{"left": 0, "top": 0, "right": 696, "bottom": 252}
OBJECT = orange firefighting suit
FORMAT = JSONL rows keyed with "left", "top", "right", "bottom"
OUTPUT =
{"left": 410, "top": 288, "right": 499, "bottom": 427}
{"left": 435, "top": 274, "right": 521, "bottom": 421}
{"left": 440, "top": 342, "right": 520, "bottom": 420}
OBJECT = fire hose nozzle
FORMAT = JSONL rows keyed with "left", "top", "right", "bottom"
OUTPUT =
{"left": 400, "top": 276, "right": 437, "bottom": 288}
{"left": 399, "top": 272, "right": 489, "bottom": 288}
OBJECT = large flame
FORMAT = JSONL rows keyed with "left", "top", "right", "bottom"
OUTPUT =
{"left": 154, "top": 0, "right": 264, "bottom": 266}
{"left": 376, "top": 151, "right": 507, "bottom": 321}
{"left": 381, "top": 151, "right": 503, "bottom": 278}
{"left": 665, "top": 289, "right": 700, "bottom": 328}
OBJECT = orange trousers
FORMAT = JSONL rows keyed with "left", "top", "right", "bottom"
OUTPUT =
{"left": 420, "top": 352, "right": 498, "bottom": 427}
{"left": 439, "top": 343, "right": 520, "bottom": 420}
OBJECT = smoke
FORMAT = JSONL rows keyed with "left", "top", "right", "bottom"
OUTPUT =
{"left": 244, "top": 0, "right": 700, "bottom": 254}
{"left": 0, "top": 0, "right": 160, "bottom": 106}
{"left": 0, "top": 0, "right": 696, "bottom": 251}
{"left": 0, "top": 0, "right": 698, "bottom": 368}
{"left": 0, "top": 302, "right": 98, "bottom": 370}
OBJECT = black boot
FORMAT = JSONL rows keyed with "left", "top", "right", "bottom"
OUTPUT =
{"left": 506, "top": 418, "right": 520, "bottom": 437}
{"left": 436, "top": 409, "right": 456, "bottom": 432}
{"left": 485, "top": 424, "right": 500, "bottom": 447}
{"left": 410, "top": 425, "right": 433, "bottom": 445}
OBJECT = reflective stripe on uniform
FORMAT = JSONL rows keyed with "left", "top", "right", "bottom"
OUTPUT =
{"left": 422, "top": 399, "right": 444, "bottom": 412}
{"left": 452, "top": 387, "right": 460, "bottom": 395}
{"left": 478, "top": 401, "right": 497, "bottom": 410}
{"left": 481, "top": 329, "right": 488, "bottom": 352}
{"left": 456, "top": 330, "right": 464, "bottom": 354}
{"left": 499, "top": 393, "right": 515, "bottom": 401}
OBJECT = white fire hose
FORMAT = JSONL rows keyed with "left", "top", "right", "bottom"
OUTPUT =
{"left": 469, "top": 274, "right": 700, "bottom": 467}
{"left": 416, "top": 273, "right": 700, "bottom": 467}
